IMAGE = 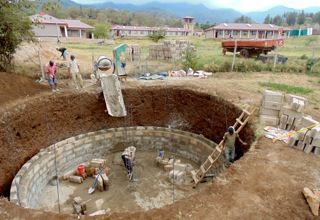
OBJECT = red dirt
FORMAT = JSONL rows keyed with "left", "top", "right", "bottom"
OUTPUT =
{"left": 0, "top": 72, "right": 47, "bottom": 106}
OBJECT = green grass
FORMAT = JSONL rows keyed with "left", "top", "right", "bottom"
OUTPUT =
{"left": 259, "top": 82, "right": 313, "bottom": 94}
{"left": 60, "top": 35, "right": 320, "bottom": 74}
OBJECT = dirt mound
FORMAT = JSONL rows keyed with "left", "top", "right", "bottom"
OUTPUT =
{"left": 0, "top": 72, "right": 47, "bottom": 106}
{"left": 13, "top": 42, "right": 57, "bottom": 65}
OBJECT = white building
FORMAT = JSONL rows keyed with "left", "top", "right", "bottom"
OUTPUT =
{"left": 205, "top": 23, "right": 288, "bottom": 39}
{"left": 30, "top": 13, "right": 94, "bottom": 39}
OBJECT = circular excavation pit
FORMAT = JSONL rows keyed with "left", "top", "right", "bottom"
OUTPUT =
{"left": 1, "top": 86, "right": 255, "bottom": 218}
{"left": 11, "top": 127, "right": 219, "bottom": 213}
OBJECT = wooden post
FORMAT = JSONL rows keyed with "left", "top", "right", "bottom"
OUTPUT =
{"left": 231, "top": 40, "right": 237, "bottom": 72}
{"left": 273, "top": 49, "right": 278, "bottom": 70}
{"left": 38, "top": 50, "right": 45, "bottom": 82}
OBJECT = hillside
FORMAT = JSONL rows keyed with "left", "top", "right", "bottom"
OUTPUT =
{"left": 60, "top": 0, "right": 320, "bottom": 24}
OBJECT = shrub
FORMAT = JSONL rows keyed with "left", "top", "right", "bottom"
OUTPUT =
{"left": 300, "top": 54, "right": 308, "bottom": 60}
{"left": 148, "top": 30, "right": 166, "bottom": 43}
{"left": 180, "top": 46, "right": 199, "bottom": 71}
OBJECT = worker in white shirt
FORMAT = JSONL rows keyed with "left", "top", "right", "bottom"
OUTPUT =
{"left": 121, "top": 146, "right": 136, "bottom": 181}
{"left": 68, "top": 55, "right": 84, "bottom": 90}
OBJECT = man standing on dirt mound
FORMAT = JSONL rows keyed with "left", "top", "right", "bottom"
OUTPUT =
{"left": 223, "top": 126, "right": 247, "bottom": 167}
{"left": 45, "top": 60, "right": 59, "bottom": 93}
{"left": 68, "top": 55, "right": 84, "bottom": 90}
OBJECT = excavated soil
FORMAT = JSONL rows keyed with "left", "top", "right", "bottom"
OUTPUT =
{"left": 0, "top": 72, "right": 47, "bottom": 105}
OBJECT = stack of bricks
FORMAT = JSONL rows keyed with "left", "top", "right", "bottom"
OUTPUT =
{"left": 260, "top": 90, "right": 284, "bottom": 126}
{"left": 260, "top": 90, "right": 308, "bottom": 130}
{"left": 288, "top": 116, "right": 320, "bottom": 156}
{"left": 125, "top": 45, "right": 141, "bottom": 62}
{"left": 148, "top": 40, "right": 194, "bottom": 62}
{"left": 279, "top": 94, "right": 306, "bottom": 130}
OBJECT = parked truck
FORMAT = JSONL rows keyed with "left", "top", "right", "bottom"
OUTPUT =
{"left": 222, "top": 38, "right": 284, "bottom": 58}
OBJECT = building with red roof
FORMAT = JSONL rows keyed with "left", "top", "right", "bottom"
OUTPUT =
{"left": 30, "top": 13, "right": 94, "bottom": 39}
{"left": 111, "top": 16, "right": 197, "bottom": 38}
{"left": 204, "top": 23, "right": 289, "bottom": 39}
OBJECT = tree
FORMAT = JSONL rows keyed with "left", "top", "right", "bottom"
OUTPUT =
{"left": 234, "top": 16, "right": 254, "bottom": 24}
{"left": 297, "top": 11, "right": 306, "bottom": 25}
{"left": 264, "top": 15, "right": 271, "bottom": 24}
{"left": 180, "top": 46, "right": 199, "bottom": 71}
{"left": 0, "top": 0, "right": 34, "bottom": 71}
{"left": 93, "top": 23, "right": 110, "bottom": 39}
{"left": 286, "top": 12, "right": 297, "bottom": 26}
{"left": 148, "top": 30, "right": 166, "bottom": 42}
{"left": 272, "top": 15, "right": 283, "bottom": 26}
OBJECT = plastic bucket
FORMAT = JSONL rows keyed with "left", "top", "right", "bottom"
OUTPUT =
{"left": 77, "top": 164, "right": 85, "bottom": 177}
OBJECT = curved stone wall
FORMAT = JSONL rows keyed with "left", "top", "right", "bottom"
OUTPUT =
{"left": 10, "top": 126, "right": 218, "bottom": 209}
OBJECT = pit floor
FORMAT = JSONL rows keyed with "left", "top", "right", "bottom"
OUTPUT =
{"left": 36, "top": 150, "right": 204, "bottom": 215}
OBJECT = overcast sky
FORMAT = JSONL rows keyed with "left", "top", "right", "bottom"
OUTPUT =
{"left": 73, "top": 0, "right": 320, "bottom": 12}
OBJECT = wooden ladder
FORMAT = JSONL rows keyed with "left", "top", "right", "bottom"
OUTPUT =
{"left": 191, "top": 105, "right": 256, "bottom": 188}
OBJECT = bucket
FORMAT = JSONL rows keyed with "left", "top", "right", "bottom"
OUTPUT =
{"left": 77, "top": 164, "right": 85, "bottom": 177}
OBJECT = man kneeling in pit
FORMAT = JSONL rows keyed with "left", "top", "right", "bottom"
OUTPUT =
{"left": 121, "top": 146, "right": 136, "bottom": 181}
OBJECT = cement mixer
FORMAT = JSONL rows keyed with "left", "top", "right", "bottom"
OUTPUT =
{"left": 92, "top": 44, "right": 129, "bottom": 117}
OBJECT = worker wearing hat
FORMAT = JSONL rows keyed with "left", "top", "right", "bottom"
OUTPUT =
{"left": 223, "top": 126, "right": 247, "bottom": 166}
{"left": 121, "top": 146, "right": 136, "bottom": 181}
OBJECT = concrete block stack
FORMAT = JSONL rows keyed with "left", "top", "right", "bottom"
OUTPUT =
{"left": 279, "top": 94, "right": 306, "bottom": 130}
{"left": 125, "top": 44, "right": 141, "bottom": 62}
{"left": 260, "top": 90, "right": 284, "bottom": 126}
{"left": 288, "top": 123, "right": 320, "bottom": 156}
{"left": 148, "top": 40, "right": 193, "bottom": 62}
{"left": 260, "top": 90, "right": 309, "bottom": 130}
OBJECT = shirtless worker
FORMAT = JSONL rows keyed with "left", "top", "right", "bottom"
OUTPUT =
{"left": 223, "top": 126, "right": 247, "bottom": 166}
{"left": 121, "top": 146, "right": 136, "bottom": 181}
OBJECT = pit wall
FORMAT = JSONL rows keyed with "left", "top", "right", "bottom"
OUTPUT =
{"left": 10, "top": 126, "right": 218, "bottom": 209}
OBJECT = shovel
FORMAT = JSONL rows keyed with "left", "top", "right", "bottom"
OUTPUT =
{"left": 88, "top": 169, "right": 103, "bottom": 194}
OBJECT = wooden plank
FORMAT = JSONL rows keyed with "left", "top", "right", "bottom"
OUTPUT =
{"left": 208, "top": 155, "right": 214, "bottom": 163}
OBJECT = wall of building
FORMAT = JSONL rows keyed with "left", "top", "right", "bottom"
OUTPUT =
{"left": 205, "top": 29, "right": 281, "bottom": 39}
{"left": 32, "top": 24, "right": 62, "bottom": 38}
{"left": 10, "top": 126, "right": 218, "bottom": 209}
{"left": 112, "top": 30, "right": 187, "bottom": 38}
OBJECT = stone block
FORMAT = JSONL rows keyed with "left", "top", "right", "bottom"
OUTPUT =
{"left": 101, "top": 174, "right": 109, "bottom": 190}
{"left": 62, "top": 169, "right": 76, "bottom": 180}
{"left": 304, "top": 144, "right": 314, "bottom": 154}
{"left": 69, "top": 175, "right": 83, "bottom": 184}
{"left": 164, "top": 164, "right": 173, "bottom": 171}
{"left": 173, "top": 163, "right": 187, "bottom": 172}
{"left": 281, "top": 106, "right": 303, "bottom": 119}
{"left": 260, "top": 115, "right": 279, "bottom": 126}
{"left": 286, "top": 94, "right": 308, "bottom": 107}
{"left": 297, "top": 116, "right": 319, "bottom": 130}
{"left": 290, "top": 98, "right": 305, "bottom": 113}
{"left": 262, "top": 101, "right": 282, "bottom": 110}
{"left": 310, "top": 125, "right": 320, "bottom": 139}
{"left": 314, "top": 147, "right": 320, "bottom": 156}
{"left": 263, "top": 90, "right": 284, "bottom": 103}
{"left": 303, "top": 187, "right": 319, "bottom": 216}
{"left": 260, "top": 107, "right": 280, "bottom": 117}
{"left": 90, "top": 158, "right": 106, "bottom": 168}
